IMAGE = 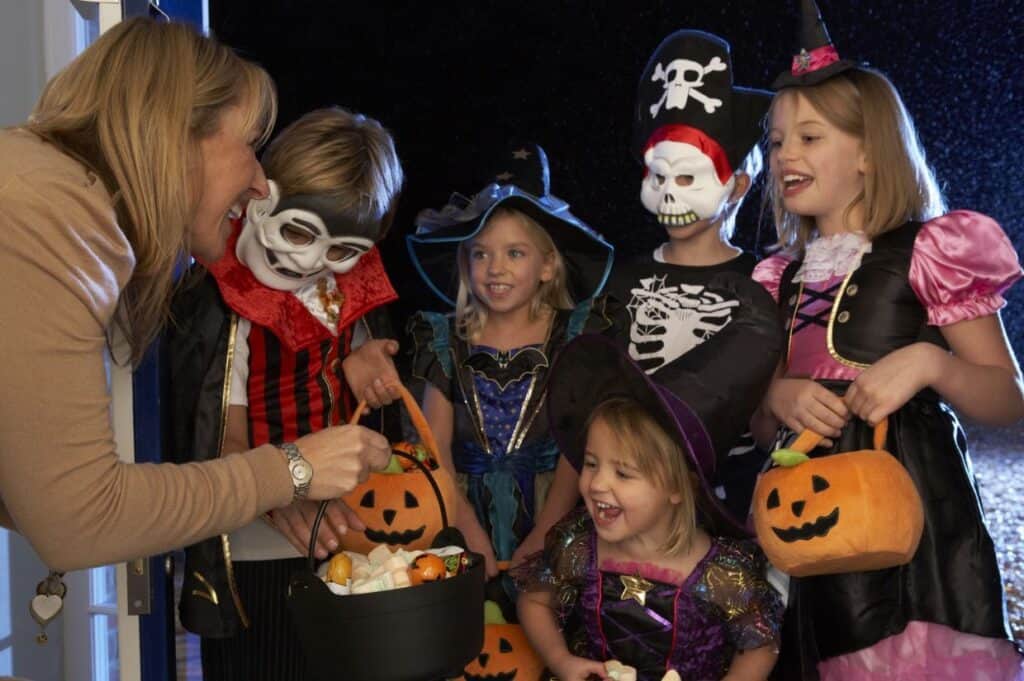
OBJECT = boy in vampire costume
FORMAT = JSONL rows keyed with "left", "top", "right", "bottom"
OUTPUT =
{"left": 166, "top": 108, "right": 404, "bottom": 681}
{"left": 604, "top": 30, "right": 784, "bottom": 523}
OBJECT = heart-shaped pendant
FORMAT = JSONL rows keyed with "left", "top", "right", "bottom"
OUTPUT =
{"left": 30, "top": 593, "right": 64, "bottom": 626}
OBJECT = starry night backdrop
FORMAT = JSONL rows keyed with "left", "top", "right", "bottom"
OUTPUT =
{"left": 210, "top": 0, "right": 1023, "bottom": 355}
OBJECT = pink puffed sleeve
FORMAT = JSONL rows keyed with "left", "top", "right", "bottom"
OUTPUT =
{"left": 910, "top": 210, "right": 1023, "bottom": 326}
{"left": 751, "top": 254, "right": 793, "bottom": 303}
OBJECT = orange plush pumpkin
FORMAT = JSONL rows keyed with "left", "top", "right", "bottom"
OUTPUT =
{"left": 458, "top": 601, "right": 544, "bottom": 681}
{"left": 752, "top": 419, "right": 924, "bottom": 577}
{"left": 337, "top": 387, "right": 457, "bottom": 554}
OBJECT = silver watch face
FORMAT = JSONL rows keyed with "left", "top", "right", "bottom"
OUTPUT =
{"left": 290, "top": 458, "right": 313, "bottom": 484}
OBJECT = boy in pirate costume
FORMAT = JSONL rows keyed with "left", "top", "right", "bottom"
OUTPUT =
{"left": 604, "top": 30, "right": 784, "bottom": 522}
{"left": 167, "top": 107, "right": 404, "bottom": 681}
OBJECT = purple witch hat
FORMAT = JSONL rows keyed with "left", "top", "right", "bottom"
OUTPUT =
{"left": 547, "top": 334, "right": 750, "bottom": 538}
{"left": 773, "top": 0, "right": 860, "bottom": 89}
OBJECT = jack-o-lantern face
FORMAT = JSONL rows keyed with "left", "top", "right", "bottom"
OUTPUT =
{"left": 763, "top": 473, "right": 838, "bottom": 542}
{"left": 752, "top": 449, "right": 923, "bottom": 577}
{"left": 458, "top": 623, "right": 543, "bottom": 681}
{"left": 338, "top": 444, "right": 457, "bottom": 554}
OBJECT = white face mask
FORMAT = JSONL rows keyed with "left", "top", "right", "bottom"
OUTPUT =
{"left": 640, "top": 140, "right": 735, "bottom": 226}
{"left": 237, "top": 181, "right": 375, "bottom": 292}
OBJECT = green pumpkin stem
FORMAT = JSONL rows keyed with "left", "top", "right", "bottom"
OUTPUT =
{"left": 772, "top": 448, "right": 811, "bottom": 467}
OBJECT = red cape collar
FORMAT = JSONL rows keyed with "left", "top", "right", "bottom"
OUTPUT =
{"left": 202, "top": 222, "right": 398, "bottom": 352}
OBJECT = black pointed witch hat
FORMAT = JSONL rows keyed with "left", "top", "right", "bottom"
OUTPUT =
{"left": 773, "top": 0, "right": 860, "bottom": 89}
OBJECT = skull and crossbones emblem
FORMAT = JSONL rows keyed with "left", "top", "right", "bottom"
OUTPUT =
{"left": 626, "top": 276, "right": 739, "bottom": 373}
{"left": 649, "top": 56, "right": 727, "bottom": 117}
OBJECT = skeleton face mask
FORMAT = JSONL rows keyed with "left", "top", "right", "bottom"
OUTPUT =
{"left": 641, "top": 140, "right": 736, "bottom": 227}
{"left": 237, "top": 181, "right": 374, "bottom": 292}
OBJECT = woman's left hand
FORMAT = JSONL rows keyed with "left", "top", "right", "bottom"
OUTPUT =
{"left": 342, "top": 339, "right": 401, "bottom": 408}
{"left": 844, "top": 343, "right": 943, "bottom": 425}
{"left": 269, "top": 498, "right": 365, "bottom": 560}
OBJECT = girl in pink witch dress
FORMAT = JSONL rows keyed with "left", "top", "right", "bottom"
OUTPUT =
{"left": 752, "top": 8, "right": 1024, "bottom": 678}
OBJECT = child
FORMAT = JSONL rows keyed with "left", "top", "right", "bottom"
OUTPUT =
{"left": 406, "top": 144, "right": 620, "bottom": 610}
{"left": 167, "top": 107, "right": 404, "bottom": 681}
{"left": 752, "top": 3, "right": 1024, "bottom": 678}
{"left": 515, "top": 334, "right": 782, "bottom": 681}
{"left": 605, "top": 30, "right": 783, "bottom": 521}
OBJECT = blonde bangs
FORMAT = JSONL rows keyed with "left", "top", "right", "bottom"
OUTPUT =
{"left": 587, "top": 399, "right": 697, "bottom": 556}
{"left": 454, "top": 207, "right": 573, "bottom": 342}
{"left": 767, "top": 68, "right": 944, "bottom": 256}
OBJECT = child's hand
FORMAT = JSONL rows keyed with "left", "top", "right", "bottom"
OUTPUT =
{"left": 459, "top": 512, "right": 499, "bottom": 577}
{"left": 510, "top": 527, "right": 545, "bottom": 567}
{"left": 767, "top": 377, "right": 849, "bottom": 444}
{"left": 548, "top": 651, "right": 609, "bottom": 681}
{"left": 268, "top": 499, "right": 365, "bottom": 560}
{"left": 342, "top": 339, "right": 401, "bottom": 408}
{"left": 845, "top": 343, "right": 942, "bottom": 426}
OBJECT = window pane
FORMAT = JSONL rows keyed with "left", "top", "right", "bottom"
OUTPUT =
{"left": 90, "top": 613, "right": 119, "bottom": 681}
{"left": 89, "top": 566, "right": 117, "bottom": 608}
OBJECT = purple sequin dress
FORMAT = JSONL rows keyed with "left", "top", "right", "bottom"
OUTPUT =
{"left": 515, "top": 510, "right": 782, "bottom": 681}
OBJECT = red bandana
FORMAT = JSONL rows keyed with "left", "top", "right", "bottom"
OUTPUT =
{"left": 202, "top": 220, "right": 398, "bottom": 352}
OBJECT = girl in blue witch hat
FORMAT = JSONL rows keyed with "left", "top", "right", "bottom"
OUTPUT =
{"left": 406, "top": 144, "right": 623, "bottom": 613}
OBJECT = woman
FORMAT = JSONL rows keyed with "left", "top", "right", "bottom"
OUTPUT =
{"left": 0, "top": 17, "right": 390, "bottom": 572}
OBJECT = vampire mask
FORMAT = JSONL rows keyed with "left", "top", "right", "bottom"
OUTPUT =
{"left": 237, "top": 180, "right": 379, "bottom": 292}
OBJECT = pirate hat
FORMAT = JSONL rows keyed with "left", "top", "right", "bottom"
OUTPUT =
{"left": 773, "top": 0, "right": 860, "bottom": 89}
{"left": 633, "top": 30, "right": 770, "bottom": 178}
{"left": 548, "top": 334, "right": 751, "bottom": 538}
{"left": 407, "top": 143, "right": 614, "bottom": 307}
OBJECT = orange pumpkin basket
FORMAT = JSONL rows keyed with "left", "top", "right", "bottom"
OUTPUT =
{"left": 752, "top": 417, "right": 924, "bottom": 577}
{"left": 286, "top": 384, "right": 484, "bottom": 681}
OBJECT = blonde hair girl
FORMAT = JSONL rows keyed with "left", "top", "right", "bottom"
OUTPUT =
{"left": 753, "top": 5, "right": 1024, "bottom": 676}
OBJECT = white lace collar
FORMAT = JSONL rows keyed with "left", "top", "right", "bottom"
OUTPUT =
{"left": 795, "top": 232, "right": 872, "bottom": 283}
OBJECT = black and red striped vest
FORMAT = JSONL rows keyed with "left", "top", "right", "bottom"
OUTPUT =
{"left": 245, "top": 324, "right": 355, "bottom": 446}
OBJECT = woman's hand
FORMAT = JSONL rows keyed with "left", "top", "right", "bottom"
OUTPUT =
{"left": 844, "top": 343, "right": 941, "bottom": 426}
{"left": 342, "top": 339, "right": 402, "bottom": 408}
{"left": 766, "top": 377, "right": 849, "bottom": 443}
{"left": 510, "top": 527, "right": 545, "bottom": 567}
{"left": 269, "top": 499, "right": 365, "bottom": 560}
{"left": 292, "top": 424, "right": 391, "bottom": 500}
{"left": 548, "top": 651, "right": 609, "bottom": 681}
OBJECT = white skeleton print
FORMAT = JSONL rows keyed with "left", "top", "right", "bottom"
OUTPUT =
{"left": 627, "top": 275, "right": 739, "bottom": 373}
{"left": 649, "top": 56, "right": 727, "bottom": 117}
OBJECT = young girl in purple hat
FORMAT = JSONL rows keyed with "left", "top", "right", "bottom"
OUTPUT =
{"left": 516, "top": 334, "right": 782, "bottom": 681}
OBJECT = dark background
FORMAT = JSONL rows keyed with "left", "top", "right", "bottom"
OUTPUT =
{"left": 211, "top": 0, "right": 1023, "bottom": 353}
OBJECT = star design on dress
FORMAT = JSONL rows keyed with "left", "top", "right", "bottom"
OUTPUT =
{"left": 512, "top": 148, "right": 531, "bottom": 160}
{"left": 619, "top": 574, "right": 654, "bottom": 606}
{"left": 496, "top": 171, "right": 515, "bottom": 182}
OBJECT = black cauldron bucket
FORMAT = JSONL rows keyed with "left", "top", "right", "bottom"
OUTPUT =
{"left": 287, "top": 388, "right": 485, "bottom": 681}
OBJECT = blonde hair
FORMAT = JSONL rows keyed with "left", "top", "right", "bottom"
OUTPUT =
{"left": 454, "top": 207, "right": 574, "bottom": 342}
{"left": 26, "top": 17, "right": 276, "bottom": 364}
{"left": 586, "top": 398, "right": 697, "bottom": 555}
{"left": 261, "top": 107, "right": 403, "bottom": 238}
{"left": 767, "top": 67, "right": 945, "bottom": 255}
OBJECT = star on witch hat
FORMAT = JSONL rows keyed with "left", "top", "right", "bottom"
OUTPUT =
{"left": 773, "top": 0, "right": 860, "bottom": 89}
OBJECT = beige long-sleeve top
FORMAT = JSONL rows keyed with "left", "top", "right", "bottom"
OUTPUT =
{"left": 0, "top": 129, "right": 293, "bottom": 572}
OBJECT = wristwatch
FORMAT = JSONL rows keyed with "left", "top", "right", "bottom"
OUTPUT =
{"left": 279, "top": 442, "right": 313, "bottom": 502}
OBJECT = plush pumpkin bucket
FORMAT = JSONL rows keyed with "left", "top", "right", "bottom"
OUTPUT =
{"left": 286, "top": 386, "right": 485, "bottom": 681}
{"left": 752, "top": 417, "right": 924, "bottom": 577}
